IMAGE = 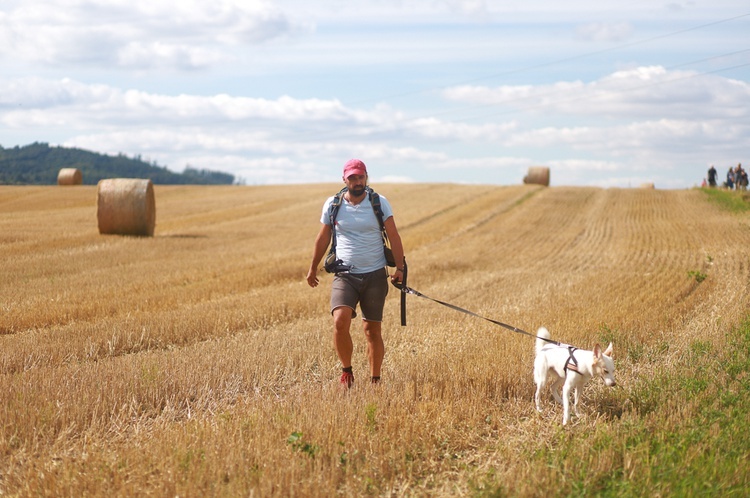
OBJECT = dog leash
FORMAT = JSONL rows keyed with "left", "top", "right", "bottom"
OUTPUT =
{"left": 393, "top": 282, "right": 561, "bottom": 346}
{"left": 399, "top": 260, "right": 408, "bottom": 326}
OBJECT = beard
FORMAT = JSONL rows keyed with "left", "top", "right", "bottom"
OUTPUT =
{"left": 349, "top": 185, "right": 366, "bottom": 197}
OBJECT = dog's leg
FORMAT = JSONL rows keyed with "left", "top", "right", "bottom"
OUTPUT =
{"left": 573, "top": 385, "right": 582, "bottom": 418}
{"left": 562, "top": 378, "right": 574, "bottom": 425}
{"left": 551, "top": 377, "right": 564, "bottom": 405}
{"left": 533, "top": 359, "right": 548, "bottom": 413}
{"left": 534, "top": 369, "right": 548, "bottom": 413}
{"left": 534, "top": 378, "right": 545, "bottom": 413}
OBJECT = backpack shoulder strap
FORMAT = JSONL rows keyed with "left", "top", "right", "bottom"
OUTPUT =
{"left": 326, "top": 186, "right": 348, "bottom": 258}
{"left": 366, "top": 186, "right": 386, "bottom": 231}
{"left": 328, "top": 186, "right": 347, "bottom": 226}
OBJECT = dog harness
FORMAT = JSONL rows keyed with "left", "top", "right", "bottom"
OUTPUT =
{"left": 564, "top": 346, "right": 582, "bottom": 375}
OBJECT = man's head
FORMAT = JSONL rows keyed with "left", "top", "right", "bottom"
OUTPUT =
{"left": 343, "top": 159, "right": 367, "bottom": 196}
{"left": 343, "top": 159, "right": 367, "bottom": 179}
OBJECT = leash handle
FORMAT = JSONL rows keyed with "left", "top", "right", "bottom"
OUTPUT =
{"left": 400, "top": 259, "right": 407, "bottom": 326}
{"left": 390, "top": 260, "right": 408, "bottom": 326}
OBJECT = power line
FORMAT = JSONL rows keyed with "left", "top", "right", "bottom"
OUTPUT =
{"left": 343, "top": 12, "right": 750, "bottom": 108}
{"left": 402, "top": 48, "right": 750, "bottom": 124}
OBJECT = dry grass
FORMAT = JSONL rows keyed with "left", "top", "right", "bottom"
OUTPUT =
{"left": 1, "top": 183, "right": 749, "bottom": 496}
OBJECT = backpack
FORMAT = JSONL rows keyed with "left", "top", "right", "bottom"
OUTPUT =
{"left": 323, "top": 186, "right": 396, "bottom": 273}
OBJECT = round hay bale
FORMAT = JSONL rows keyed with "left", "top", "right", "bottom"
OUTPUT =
{"left": 523, "top": 166, "right": 550, "bottom": 187}
{"left": 640, "top": 182, "right": 655, "bottom": 189}
{"left": 97, "top": 179, "right": 156, "bottom": 236}
{"left": 57, "top": 168, "right": 82, "bottom": 185}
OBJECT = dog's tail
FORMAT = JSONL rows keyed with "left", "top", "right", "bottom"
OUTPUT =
{"left": 536, "top": 327, "right": 551, "bottom": 354}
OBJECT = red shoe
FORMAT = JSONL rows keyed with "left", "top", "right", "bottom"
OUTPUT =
{"left": 340, "top": 371, "right": 354, "bottom": 389}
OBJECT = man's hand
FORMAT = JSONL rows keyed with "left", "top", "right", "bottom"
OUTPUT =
{"left": 390, "top": 268, "right": 403, "bottom": 286}
{"left": 306, "top": 268, "right": 319, "bottom": 288}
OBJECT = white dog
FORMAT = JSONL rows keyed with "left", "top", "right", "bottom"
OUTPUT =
{"left": 533, "top": 327, "right": 615, "bottom": 425}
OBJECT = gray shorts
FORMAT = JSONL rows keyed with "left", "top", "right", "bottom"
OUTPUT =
{"left": 330, "top": 268, "right": 389, "bottom": 321}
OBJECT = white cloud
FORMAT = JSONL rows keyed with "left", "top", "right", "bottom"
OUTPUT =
{"left": 548, "top": 159, "right": 624, "bottom": 173}
{"left": 504, "top": 118, "right": 750, "bottom": 159}
{"left": 400, "top": 117, "right": 517, "bottom": 142}
{"left": 117, "top": 42, "right": 229, "bottom": 70}
{"left": 186, "top": 156, "right": 323, "bottom": 184}
{"left": 442, "top": 0, "right": 489, "bottom": 17}
{"left": 575, "top": 22, "right": 634, "bottom": 42}
{"left": 0, "top": 0, "right": 295, "bottom": 70}
{"left": 442, "top": 66, "right": 750, "bottom": 121}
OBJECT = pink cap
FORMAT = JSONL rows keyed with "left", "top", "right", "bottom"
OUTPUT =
{"left": 343, "top": 159, "right": 367, "bottom": 178}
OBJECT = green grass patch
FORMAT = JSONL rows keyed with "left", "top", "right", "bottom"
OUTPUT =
{"left": 701, "top": 188, "right": 750, "bottom": 213}
{"left": 687, "top": 269, "right": 707, "bottom": 282}
{"left": 287, "top": 431, "right": 320, "bottom": 459}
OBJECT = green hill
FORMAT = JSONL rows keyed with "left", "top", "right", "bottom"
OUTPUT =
{"left": 0, "top": 143, "right": 235, "bottom": 185}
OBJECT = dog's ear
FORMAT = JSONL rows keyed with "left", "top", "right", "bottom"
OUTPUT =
{"left": 604, "top": 342, "right": 614, "bottom": 358}
{"left": 593, "top": 343, "right": 602, "bottom": 359}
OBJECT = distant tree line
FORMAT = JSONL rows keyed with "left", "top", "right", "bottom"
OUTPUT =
{"left": 0, "top": 143, "right": 235, "bottom": 185}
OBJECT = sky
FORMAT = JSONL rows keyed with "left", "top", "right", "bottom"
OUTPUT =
{"left": 1, "top": 1, "right": 749, "bottom": 188}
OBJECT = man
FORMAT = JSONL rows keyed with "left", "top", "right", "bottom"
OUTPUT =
{"left": 708, "top": 165, "right": 717, "bottom": 187}
{"left": 306, "top": 159, "right": 405, "bottom": 388}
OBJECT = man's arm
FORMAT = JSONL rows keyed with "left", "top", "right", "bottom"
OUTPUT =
{"left": 384, "top": 216, "right": 405, "bottom": 279}
{"left": 307, "top": 223, "right": 332, "bottom": 288}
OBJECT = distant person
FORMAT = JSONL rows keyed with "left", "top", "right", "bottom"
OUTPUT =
{"left": 736, "top": 163, "right": 748, "bottom": 190}
{"left": 726, "top": 167, "right": 735, "bottom": 190}
{"left": 707, "top": 165, "right": 717, "bottom": 187}
{"left": 306, "top": 159, "right": 405, "bottom": 389}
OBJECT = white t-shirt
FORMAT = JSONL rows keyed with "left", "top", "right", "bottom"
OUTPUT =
{"left": 320, "top": 191, "right": 394, "bottom": 274}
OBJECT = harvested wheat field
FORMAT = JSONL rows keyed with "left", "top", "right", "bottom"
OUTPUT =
{"left": 1, "top": 183, "right": 749, "bottom": 496}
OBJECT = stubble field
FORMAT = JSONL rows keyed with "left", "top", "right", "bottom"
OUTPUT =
{"left": 1, "top": 183, "right": 749, "bottom": 496}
